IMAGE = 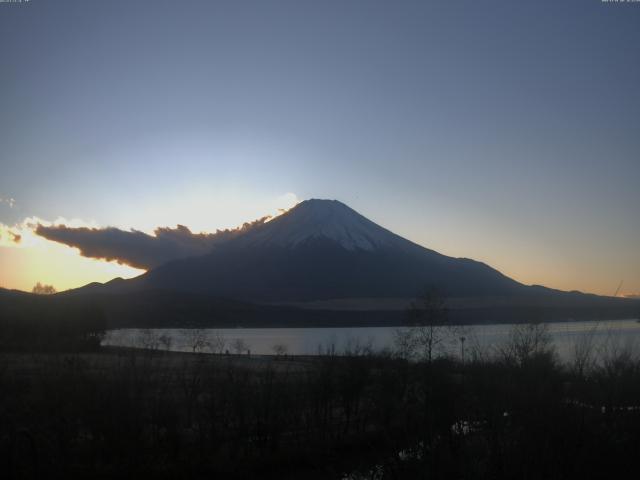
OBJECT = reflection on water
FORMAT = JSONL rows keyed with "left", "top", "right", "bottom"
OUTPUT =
{"left": 102, "top": 319, "right": 640, "bottom": 362}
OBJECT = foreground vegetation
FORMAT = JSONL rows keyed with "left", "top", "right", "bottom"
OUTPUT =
{"left": 2, "top": 323, "right": 640, "bottom": 479}
{"left": 2, "top": 288, "right": 640, "bottom": 478}
{"left": 0, "top": 291, "right": 105, "bottom": 352}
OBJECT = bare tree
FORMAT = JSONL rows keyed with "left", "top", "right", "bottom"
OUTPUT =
{"left": 183, "top": 329, "right": 209, "bottom": 353}
{"left": 393, "top": 327, "right": 417, "bottom": 360}
{"left": 571, "top": 323, "right": 598, "bottom": 376}
{"left": 158, "top": 333, "right": 173, "bottom": 352}
{"left": 32, "top": 282, "right": 56, "bottom": 295}
{"left": 272, "top": 343, "right": 288, "bottom": 357}
{"left": 231, "top": 338, "right": 248, "bottom": 355}
{"left": 498, "top": 322, "right": 554, "bottom": 366}
{"left": 343, "top": 336, "right": 374, "bottom": 357}
{"left": 139, "top": 329, "right": 161, "bottom": 351}
{"left": 395, "top": 288, "right": 450, "bottom": 362}
{"left": 207, "top": 330, "right": 226, "bottom": 354}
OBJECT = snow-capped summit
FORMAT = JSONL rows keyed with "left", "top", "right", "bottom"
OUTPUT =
{"left": 236, "top": 199, "right": 409, "bottom": 251}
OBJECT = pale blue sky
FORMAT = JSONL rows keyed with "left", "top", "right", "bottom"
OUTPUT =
{"left": 1, "top": 0, "right": 639, "bottom": 295}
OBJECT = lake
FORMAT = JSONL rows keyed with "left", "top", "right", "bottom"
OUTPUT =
{"left": 102, "top": 319, "right": 640, "bottom": 362}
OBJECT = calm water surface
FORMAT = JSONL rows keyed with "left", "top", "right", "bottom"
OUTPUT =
{"left": 103, "top": 319, "right": 640, "bottom": 362}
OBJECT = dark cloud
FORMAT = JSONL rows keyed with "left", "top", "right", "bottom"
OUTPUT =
{"left": 35, "top": 218, "right": 269, "bottom": 269}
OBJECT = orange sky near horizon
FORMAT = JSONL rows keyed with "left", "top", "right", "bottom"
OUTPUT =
{"left": 1, "top": 200, "right": 638, "bottom": 299}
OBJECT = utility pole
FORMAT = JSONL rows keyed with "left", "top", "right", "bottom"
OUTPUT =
{"left": 614, "top": 280, "right": 624, "bottom": 298}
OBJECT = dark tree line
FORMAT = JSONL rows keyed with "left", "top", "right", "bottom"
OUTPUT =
{"left": 0, "top": 293, "right": 106, "bottom": 352}
{"left": 1, "top": 288, "right": 640, "bottom": 478}
{"left": 1, "top": 337, "right": 640, "bottom": 479}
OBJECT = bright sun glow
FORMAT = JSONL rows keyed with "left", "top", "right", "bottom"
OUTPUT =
{"left": 0, "top": 216, "right": 144, "bottom": 292}
{"left": 265, "top": 192, "right": 299, "bottom": 222}
{"left": 0, "top": 193, "right": 300, "bottom": 293}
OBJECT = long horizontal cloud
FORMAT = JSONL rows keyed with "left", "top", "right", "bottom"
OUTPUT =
{"left": 35, "top": 218, "right": 268, "bottom": 269}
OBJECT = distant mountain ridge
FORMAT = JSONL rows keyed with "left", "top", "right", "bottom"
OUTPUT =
{"left": 55, "top": 198, "right": 640, "bottom": 327}
{"left": 5, "top": 197, "right": 640, "bottom": 327}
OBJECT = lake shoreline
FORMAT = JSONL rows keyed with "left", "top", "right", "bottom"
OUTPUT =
{"left": 102, "top": 319, "right": 640, "bottom": 361}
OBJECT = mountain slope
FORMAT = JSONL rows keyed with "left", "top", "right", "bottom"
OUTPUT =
{"left": 128, "top": 199, "right": 526, "bottom": 301}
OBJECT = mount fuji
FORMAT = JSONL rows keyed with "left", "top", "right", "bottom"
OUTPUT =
{"left": 119, "top": 199, "right": 525, "bottom": 302}
{"left": 62, "top": 198, "right": 639, "bottom": 326}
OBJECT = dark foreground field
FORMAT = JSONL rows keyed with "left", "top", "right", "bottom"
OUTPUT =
{"left": 2, "top": 339, "right": 640, "bottom": 480}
